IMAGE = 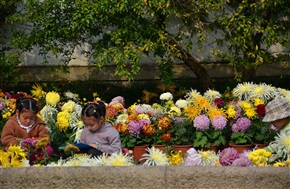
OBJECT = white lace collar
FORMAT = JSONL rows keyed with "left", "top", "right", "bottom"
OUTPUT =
{"left": 17, "top": 116, "right": 35, "bottom": 133}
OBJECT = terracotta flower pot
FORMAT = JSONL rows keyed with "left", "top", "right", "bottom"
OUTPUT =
{"left": 229, "top": 143, "right": 254, "bottom": 153}
{"left": 172, "top": 144, "right": 193, "bottom": 158}
{"left": 133, "top": 145, "right": 149, "bottom": 164}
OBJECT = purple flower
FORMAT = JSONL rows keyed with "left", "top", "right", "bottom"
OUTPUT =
{"left": 236, "top": 117, "right": 251, "bottom": 132}
{"left": 139, "top": 118, "right": 151, "bottom": 127}
{"left": 0, "top": 101, "right": 5, "bottom": 110}
{"left": 212, "top": 116, "right": 227, "bottom": 130}
{"left": 193, "top": 115, "right": 210, "bottom": 131}
{"left": 128, "top": 120, "right": 143, "bottom": 136}
{"left": 184, "top": 148, "right": 202, "bottom": 166}
{"left": 231, "top": 156, "right": 253, "bottom": 167}
{"left": 219, "top": 147, "right": 240, "bottom": 166}
{"left": 269, "top": 124, "right": 278, "bottom": 131}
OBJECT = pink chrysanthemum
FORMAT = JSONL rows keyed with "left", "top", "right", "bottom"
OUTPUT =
{"left": 212, "top": 115, "right": 227, "bottom": 130}
{"left": 128, "top": 120, "right": 142, "bottom": 136}
{"left": 219, "top": 147, "right": 240, "bottom": 166}
{"left": 235, "top": 117, "right": 251, "bottom": 132}
{"left": 231, "top": 156, "right": 253, "bottom": 167}
{"left": 193, "top": 115, "right": 210, "bottom": 131}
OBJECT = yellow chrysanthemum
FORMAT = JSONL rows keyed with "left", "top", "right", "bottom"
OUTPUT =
{"left": 56, "top": 116, "right": 70, "bottom": 131}
{"left": 253, "top": 98, "right": 264, "bottom": 107}
{"left": 137, "top": 113, "right": 150, "bottom": 121}
{"left": 35, "top": 137, "right": 49, "bottom": 149}
{"left": 0, "top": 149, "right": 11, "bottom": 167}
{"left": 195, "top": 96, "right": 211, "bottom": 111}
{"left": 244, "top": 107, "right": 257, "bottom": 119}
{"left": 141, "top": 147, "right": 169, "bottom": 166}
{"left": 7, "top": 145, "right": 27, "bottom": 160}
{"left": 168, "top": 106, "right": 181, "bottom": 117}
{"left": 199, "top": 150, "right": 219, "bottom": 166}
{"left": 168, "top": 151, "right": 183, "bottom": 166}
{"left": 239, "top": 101, "right": 253, "bottom": 110}
{"left": 61, "top": 100, "right": 76, "bottom": 113}
{"left": 31, "top": 84, "right": 45, "bottom": 99}
{"left": 57, "top": 111, "right": 71, "bottom": 120}
{"left": 248, "top": 149, "right": 271, "bottom": 166}
{"left": 127, "top": 103, "right": 137, "bottom": 113}
{"left": 2, "top": 111, "right": 12, "bottom": 119}
{"left": 65, "top": 144, "right": 80, "bottom": 153}
{"left": 184, "top": 105, "right": 201, "bottom": 121}
{"left": 207, "top": 106, "right": 225, "bottom": 120}
{"left": 226, "top": 106, "right": 236, "bottom": 119}
{"left": 273, "top": 162, "right": 287, "bottom": 167}
{"left": 46, "top": 92, "right": 60, "bottom": 107}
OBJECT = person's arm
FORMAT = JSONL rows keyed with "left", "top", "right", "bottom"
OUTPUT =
{"left": 1, "top": 122, "right": 20, "bottom": 147}
{"left": 98, "top": 130, "right": 122, "bottom": 154}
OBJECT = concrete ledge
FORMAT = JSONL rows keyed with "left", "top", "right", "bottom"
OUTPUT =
{"left": 1, "top": 166, "right": 289, "bottom": 189}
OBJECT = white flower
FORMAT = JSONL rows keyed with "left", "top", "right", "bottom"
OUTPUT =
{"left": 232, "top": 82, "right": 254, "bottom": 100}
{"left": 104, "top": 152, "right": 134, "bottom": 166}
{"left": 160, "top": 92, "right": 173, "bottom": 101}
{"left": 198, "top": 150, "right": 219, "bottom": 166}
{"left": 141, "top": 146, "right": 169, "bottom": 166}
{"left": 203, "top": 89, "right": 221, "bottom": 102}
{"left": 175, "top": 99, "right": 187, "bottom": 109}
{"left": 250, "top": 83, "right": 278, "bottom": 102}
{"left": 40, "top": 105, "right": 58, "bottom": 124}
{"left": 269, "top": 131, "right": 290, "bottom": 159}
{"left": 115, "top": 113, "right": 129, "bottom": 124}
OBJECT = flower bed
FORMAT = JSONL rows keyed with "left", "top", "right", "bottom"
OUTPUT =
{"left": 0, "top": 82, "right": 290, "bottom": 167}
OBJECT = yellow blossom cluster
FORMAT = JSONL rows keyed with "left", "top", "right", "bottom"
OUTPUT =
{"left": 248, "top": 149, "right": 272, "bottom": 166}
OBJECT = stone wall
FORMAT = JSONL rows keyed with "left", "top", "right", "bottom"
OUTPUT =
{"left": 1, "top": 166, "right": 289, "bottom": 189}
{"left": 17, "top": 63, "right": 290, "bottom": 82}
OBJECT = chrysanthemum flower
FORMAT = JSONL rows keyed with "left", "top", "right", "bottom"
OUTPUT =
{"left": 203, "top": 89, "right": 222, "bottom": 102}
{"left": 40, "top": 105, "right": 58, "bottom": 123}
{"left": 268, "top": 131, "right": 290, "bottom": 159}
{"left": 0, "top": 149, "right": 11, "bottom": 167}
{"left": 160, "top": 92, "right": 173, "bottom": 101}
{"left": 7, "top": 145, "right": 27, "bottom": 160}
{"left": 142, "top": 123, "right": 156, "bottom": 136}
{"left": 232, "top": 82, "right": 254, "bottom": 100}
{"left": 199, "top": 150, "right": 219, "bottom": 166}
{"left": 161, "top": 132, "right": 172, "bottom": 142}
{"left": 184, "top": 105, "right": 201, "bottom": 121}
{"left": 45, "top": 91, "right": 60, "bottom": 107}
{"left": 168, "top": 151, "right": 183, "bottom": 166}
{"left": 168, "top": 106, "right": 181, "bottom": 117}
{"left": 212, "top": 115, "right": 227, "bottom": 130}
{"left": 207, "top": 106, "right": 225, "bottom": 121}
{"left": 65, "top": 144, "right": 80, "bottom": 153}
{"left": 193, "top": 115, "right": 210, "bottom": 131}
{"left": 157, "top": 116, "right": 172, "bottom": 130}
{"left": 61, "top": 100, "right": 76, "bottom": 113}
{"left": 219, "top": 147, "right": 240, "bottom": 166}
{"left": 105, "top": 152, "right": 133, "bottom": 166}
{"left": 226, "top": 106, "right": 237, "bottom": 119}
{"left": 141, "top": 147, "right": 169, "bottom": 166}
{"left": 175, "top": 99, "right": 187, "bottom": 109}
{"left": 185, "top": 89, "right": 202, "bottom": 103}
{"left": 115, "top": 122, "right": 129, "bottom": 134}
{"left": 35, "top": 137, "right": 49, "bottom": 149}
{"left": 184, "top": 148, "right": 202, "bottom": 166}
{"left": 115, "top": 113, "right": 129, "bottom": 124}
{"left": 195, "top": 96, "right": 211, "bottom": 111}
{"left": 273, "top": 161, "right": 287, "bottom": 167}
{"left": 231, "top": 156, "right": 253, "bottom": 167}
{"left": 128, "top": 120, "right": 142, "bottom": 136}
{"left": 31, "top": 84, "right": 45, "bottom": 99}
{"left": 248, "top": 149, "right": 271, "bottom": 166}
{"left": 244, "top": 107, "right": 257, "bottom": 119}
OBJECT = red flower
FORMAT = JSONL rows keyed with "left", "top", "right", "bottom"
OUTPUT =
{"left": 214, "top": 98, "right": 225, "bottom": 108}
{"left": 255, "top": 104, "right": 266, "bottom": 117}
{"left": 161, "top": 132, "right": 172, "bottom": 142}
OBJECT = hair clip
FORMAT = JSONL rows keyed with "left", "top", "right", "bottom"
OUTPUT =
{"left": 94, "top": 110, "right": 96, "bottom": 113}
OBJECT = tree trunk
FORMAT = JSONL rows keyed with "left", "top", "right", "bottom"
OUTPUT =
{"left": 176, "top": 45, "right": 214, "bottom": 91}
{"left": 241, "top": 67, "right": 257, "bottom": 82}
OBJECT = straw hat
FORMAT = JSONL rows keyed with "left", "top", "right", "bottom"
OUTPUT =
{"left": 262, "top": 99, "right": 290, "bottom": 122}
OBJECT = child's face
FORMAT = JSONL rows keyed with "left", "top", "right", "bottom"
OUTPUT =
{"left": 82, "top": 116, "right": 104, "bottom": 132}
{"left": 17, "top": 110, "right": 36, "bottom": 127}
{"left": 271, "top": 118, "right": 288, "bottom": 130}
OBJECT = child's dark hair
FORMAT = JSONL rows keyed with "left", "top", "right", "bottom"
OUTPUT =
{"left": 13, "top": 98, "right": 39, "bottom": 115}
{"left": 81, "top": 101, "right": 106, "bottom": 119}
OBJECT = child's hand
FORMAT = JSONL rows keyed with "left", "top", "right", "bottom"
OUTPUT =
{"left": 89, "top": 143, "right": 97, "bottom": 148}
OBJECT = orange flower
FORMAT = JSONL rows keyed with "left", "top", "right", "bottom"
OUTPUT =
{"left": 184, "top": 105, "right": 200, "bottom": 121}
{"left": 106, "top": 105, "right": 118, "bottom": 119}
{"left": 142, "top": 123, "right": 156, "bottom": 136}
{"left": 127, "top": 113, "right": 137, "bottom": 122}
{"left": 115, "top": 122, "right": 129, "bottom": 134}
{"left": 157, "top": 116, "right": 172, "bottom": 130}
{"left": 161, "top": 132, "right": 172, "bottom": 142}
